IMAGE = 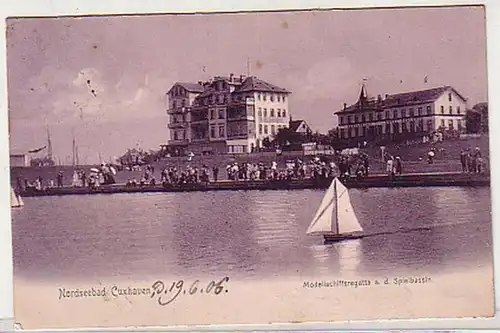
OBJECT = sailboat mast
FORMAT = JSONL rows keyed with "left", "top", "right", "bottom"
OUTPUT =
{"left": 46, "top": 126, "right": 53, "bottom": 161}
{"left": 332, "top": 179, "right": 340, "bottom": 234}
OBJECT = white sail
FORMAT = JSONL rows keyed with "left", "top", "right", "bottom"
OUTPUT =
{"left": 306, "top": 178, "right": 337, "bottom": 235}
{"left": 334, "top": 178, "right": 363, "bottom": 234}
{"left": 306, "top": 177, "right": 362, "bottom": 236}
{"left": 11, "top": 187, "right": 24, "bottom": 208}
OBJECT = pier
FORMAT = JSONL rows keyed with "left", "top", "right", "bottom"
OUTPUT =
{"left": 17, "top": 171, "right": 489, "bottom": 197}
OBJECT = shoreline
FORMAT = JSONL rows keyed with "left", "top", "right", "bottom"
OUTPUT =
{"left": 16, "top": 171, "right": 490, "bottom": 197}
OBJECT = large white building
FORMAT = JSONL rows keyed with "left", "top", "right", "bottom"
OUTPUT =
{"left": 335, "top": 85, "right": 468, "bottom": 140}
{"left": 166, "top": 74, "right": 291, "bottom": 154}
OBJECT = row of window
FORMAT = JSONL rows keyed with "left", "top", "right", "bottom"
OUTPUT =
{"left": 340, "top": 119, "right": 463, "bottom": 138}
{"left": 339, "top": 105, "right": 461, "bottom": 125}
{"left": 258, "top": 123, "right": 286, "bottom": 136}
{"left": 172, "top": 130, "right": 186, "bottom": 141}
{"left": 210, "top": 124, "right": 226, "bottom": 139}
{"left": 256, "top": 92, "right": 287, "bottom": 103}
{"left": 257, "top": 107, "right": 287, "bottom": 118}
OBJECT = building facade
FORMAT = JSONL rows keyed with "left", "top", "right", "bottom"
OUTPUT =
{"left": 10, "top": 153, "right": 29, "bottom": 167}
{"left": 166, "top": 75, "right": 291, "bottom": 154}
{"left": 335, "top": 85, "right": 468, "bottom": 140}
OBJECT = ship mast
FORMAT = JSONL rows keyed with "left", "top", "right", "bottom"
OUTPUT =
{"left": 46, "top": 125, "right": 53, "bottom": 161}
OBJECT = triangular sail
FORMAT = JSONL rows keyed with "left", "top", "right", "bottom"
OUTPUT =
{"left": 306, "top": 177, "right": 362, "bottom": 236}
{"left": 11, "top": 187, "right": 24, "bottom": 208}
{"left": 306, "top": 179, "right": 337, "bottom": 235}
{"left": 334, "top": 178, "right": 363, "bottom": 234}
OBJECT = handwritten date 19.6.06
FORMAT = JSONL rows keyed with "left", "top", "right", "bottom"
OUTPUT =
{"left": 150, "top": 277, "right": 230, "bottom": 306}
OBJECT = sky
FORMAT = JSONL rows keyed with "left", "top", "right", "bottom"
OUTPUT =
{"left": 6, "top": 6, "right": 488, "bottom": 165}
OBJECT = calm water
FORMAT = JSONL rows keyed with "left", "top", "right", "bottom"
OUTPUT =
{"left": 12, "top": 187, "right": 492, "bottom": 281}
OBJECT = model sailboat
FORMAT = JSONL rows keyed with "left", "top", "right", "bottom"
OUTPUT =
{"left": 11, "top": 186, "right": 24, "bottom": 208}
{"left": 306, "top": 177, "right": 364, "bottom": 243}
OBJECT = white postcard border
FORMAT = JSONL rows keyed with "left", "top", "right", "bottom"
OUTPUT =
{"left": 0, "top": 0, "right": 498, "bottom": 331}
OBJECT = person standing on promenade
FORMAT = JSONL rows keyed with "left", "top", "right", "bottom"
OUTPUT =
{"left": 473, "top": 147, "right": 482, "bottom": 173}
{"left": 386, "top": 156, "right": 394, "bottom": 177}
{"left": 395, "top": 156, "right": 403, "bottom": 175}
{"left": 460, "top": 149, "right": 468, "bottom": 172}
{"left": 212, "top": 166, "right": 219, "bottom": 182}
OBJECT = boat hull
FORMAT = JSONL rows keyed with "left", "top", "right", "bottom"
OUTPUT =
{"left": 323, "top": 232, "right": 364, "bottom": 243}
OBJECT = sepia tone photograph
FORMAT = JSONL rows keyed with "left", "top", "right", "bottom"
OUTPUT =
{"left": 7, "top": 5, "right": 493, "bottom": 330}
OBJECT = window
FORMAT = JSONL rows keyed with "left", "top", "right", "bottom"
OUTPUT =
{"left": 270, "top": 109, "right": 275, "bottom": 117}
{"left": 271, "top": 125, "right": 276, "bottom": 135}
{"left": 377, "top": 113, "right": 382, "bottom": 120}
{"left": 277, "top": 109, "right": 281, "bottom": 117}
{"left": 448, "top": 93, "right": 452, "bottom": 102}
{"left": 457, "top": 106, "right": 461, "bottom": 114}
{"left": 369, "top": 113, "right": 373, "bottom": 121}
{"left": 340, "top": 128, "right": 345, "bottom": 138}
{"left": 410, "top": 121, "right": 415, "bottom": 132}
{"left": 348, "top": 115, "right": 352, "bottom": 123}
{"left": 440, "top": 119, "right": 445, "bottom": 127}
{"left": 181, "top": 99, "right": 186, "bottom": 107}
{"left": 409, "top": 108, "right": 414, "bottom": 117}
{"left": 210, "top": 109, "right": 216, "bottom": 120}
{"left": 449, "top": 106, "right": 453, "bottom": 114}
{"left": 402, "top": 122, "right": 407, "bottom": 132}
{"left": 440, "top": 105, "right": 444, "bottom": 114}
{"left": 172, "top": 100, "right": 177, "bottom": 108}
{"left": 457, "top": 120, "right": 462, "bottom": 131}
{"left": 257, "top": 93, "right": 261, "bottom": 101}
{"left": 362, "top": 114, "right": 366, "bottom": 122}
{"left": 218, "top": 125, "right": 225, "bottom": 137}
{"left": 173, "top": 131, "right": 178, "bottom": 140}
{"left": 354, "top": 127, "right": 359, "bottom": 137}
{"left": 393, "top": 110, "right": 398, "bottom": 118}
{"left": 385, "top": 123, "right": 391, "bottom": 134}
{"left": 419, "top": 119, "right": 424, "bottom": 132}
{"left": 282, "top": 95, "right": 286, "bottom": 103}
{"left": 427, "top": 119, "right": 433, "bottom": 131}
{"left": 385, "top": 110, "right": 390, "bottom": 119}
{"left": 264, "top": 125, "right": 268, "bottom": 134}
{"left": 263, "top": 93, "right": 267, "bottom": 101}
{"left": 426, "top": 106, "right": 431, "bottom": 115}
{"left": 259, "top": 124, "right": 263, "bottom": 134}
{"left": 448, "top": 120, "right": 454, "bottom": 130}
{"left": 264, "top": 108, "right": 268, "bottom": 117}
{"left": 277, "top": 95, "right": 281, "bottom": 102}
{"left": 418, "top": 107, "right": 422, "bottom": 116}
{"left": 282, "top": 109, "right": 287, "bottom": 118}
{"left": 270, "top": 94, "right": 274, "bottom": 102}
{"left": 258, "top": 108, "right": 262, "bottom": 118}
{"left": 401, "top": 109, "right": 406, "bottom": 118}
{"left": 340, "top": 116, "right": 344, "bottom": 125}
{"left": 355, "top": 115, "right": 359, "bottom": 123}
{"left": 393, "top": 123, "right": 400, "bottom": 134}
{"left": 210, "top": 125, "right": 216, "bottom": 138}
{"left": 218, "top": 109, "right": 225, "bottom": 119}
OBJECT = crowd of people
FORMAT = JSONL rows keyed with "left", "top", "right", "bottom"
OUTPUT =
{"left": 460, "top": 147, "right": 484, "bottom": 173}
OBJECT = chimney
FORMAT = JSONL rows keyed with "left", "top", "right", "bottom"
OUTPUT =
{"left": 240, "top": 74, "right": 246, "bottom": 82}
{"left": 229, "top": 73, "right": 234, "bottom": 82}
{"left": 343, "top": 103, "right": 347, "bottom": 110}
{"left": 377, "top": 94, "right": 382, "bottom": 102}
{"left": 385, "top": 94, "right": 389, "bottom": 99}
{"left": 197, "top": 81, "right": 203, "bottom": 86}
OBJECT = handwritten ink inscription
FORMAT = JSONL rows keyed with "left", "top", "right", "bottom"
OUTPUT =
{"left": 150, "top": 277, "right": 230, "bottom": 306}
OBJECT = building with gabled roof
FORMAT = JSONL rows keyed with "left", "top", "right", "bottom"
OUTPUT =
{"left": 335, "top": 83, "right": 468, "bottom": 141}
{"left": 166, "top": 74, "right": 292, "bottom": 154}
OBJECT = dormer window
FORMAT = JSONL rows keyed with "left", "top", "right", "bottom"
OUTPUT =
{"left": 448, "top": 93, "right": 452, "bottom": 102}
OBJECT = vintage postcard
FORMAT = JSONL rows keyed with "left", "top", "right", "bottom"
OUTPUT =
{"left": 7, "top": 5, "right": 493, "bottom": 330}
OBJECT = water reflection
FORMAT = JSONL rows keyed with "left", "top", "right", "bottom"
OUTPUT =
{"left": 12, "top": 187, "right": 492, "bottom": 281}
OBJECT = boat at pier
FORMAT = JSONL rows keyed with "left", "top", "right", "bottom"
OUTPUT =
{"left": 306, "top": 177, "right": 364, "bottom": 243}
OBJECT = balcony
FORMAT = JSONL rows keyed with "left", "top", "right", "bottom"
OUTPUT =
{"left": 168, "top": 139, "right": 189, "bottom": 146}
{"left": 167, "top": 107, "right": 190, "bottom": 115}
{"left": 168, "top": 122, "right": 186, "bottom": 129}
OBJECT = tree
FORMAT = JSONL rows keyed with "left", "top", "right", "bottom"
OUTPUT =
{"left": 472, "top": 102, "right": 488, "bottom": 133}
{"left": 465, "top": 109, "right": 482, "bottom": 133}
